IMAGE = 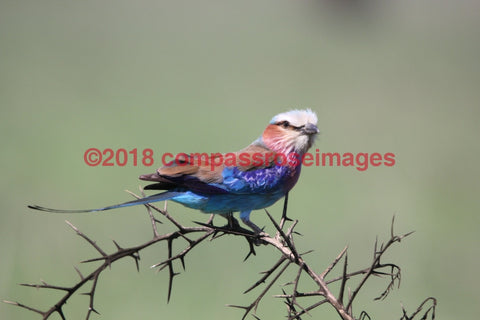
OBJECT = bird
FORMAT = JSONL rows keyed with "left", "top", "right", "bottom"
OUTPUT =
{"left": 29, "top": 109, "right": 319, "bottom": 235}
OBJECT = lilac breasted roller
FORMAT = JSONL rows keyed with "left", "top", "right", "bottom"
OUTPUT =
{"left": 29, "top": 109, "right": 319, "bottom": 234}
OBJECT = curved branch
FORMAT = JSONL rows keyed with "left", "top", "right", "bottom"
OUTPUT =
{"left": 5, "top": 195, "right": 435, "bottom": 320}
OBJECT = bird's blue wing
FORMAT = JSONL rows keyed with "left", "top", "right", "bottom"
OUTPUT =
{"left": 221, "top": 165, "right": 294, "bottom": 194}
{"left": 140, "top": 144, "right": 297, "bottom": 196}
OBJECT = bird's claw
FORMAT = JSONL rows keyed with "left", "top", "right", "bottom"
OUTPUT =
{"left": 194, "top": 219, "right": 255, "bottom": 238}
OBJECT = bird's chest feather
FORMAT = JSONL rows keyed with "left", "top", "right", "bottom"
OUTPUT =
{"left": 283, "top": 164, "right": 301, "bottom": 192}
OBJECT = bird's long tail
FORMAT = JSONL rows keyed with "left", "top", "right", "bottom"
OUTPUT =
{"left": 28, "top": 191, "right": 183, "bottom": 213}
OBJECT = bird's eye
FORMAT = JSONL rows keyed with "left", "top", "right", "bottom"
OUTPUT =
{"left": 279, "top": 121, "right": 290, "bottom": 128}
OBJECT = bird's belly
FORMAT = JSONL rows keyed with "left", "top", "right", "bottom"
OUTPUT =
{"left": 171, "top": 191, "right": 285, "bottom": 214}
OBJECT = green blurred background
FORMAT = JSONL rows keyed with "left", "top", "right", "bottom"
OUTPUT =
{"left": 1, "top": 0, "right": 479, "bottom": 319}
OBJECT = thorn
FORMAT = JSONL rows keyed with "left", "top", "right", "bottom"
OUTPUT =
{"left": 226, "top": 304, "right": 248, "bottom": 310}
{"left": 133, "top": 255, "right": 140, "bottom": 272}
{"left": 193, "top": 221, "right": 214, "bottom": 228}
{"left": 402, "top": 230, "right": 415, "bottom": 239}
{"left": 73, "top": 266, "right": 84, "bottom": 280}
{"left": 157, "top": 264, "right": 168, "bottom": 272}
{"left": 112, "top": 240, "right": 122, "bottom": 251}
{"left": 180, "top": 256, "right": 186, "bottom": 271}
{"left": 299, "top": 250, "right": 314, "bottom": 256}
{"left": 81, "top": 257, "right": 105, "bottom": 264}
{"left": 212, "top": 231, "right": 227, "bottom": 240}
{"left": 390, "top": 215, "right": 395, "bottom": 238}
{"left": 282, "top": 280, "right": 295, "bottom": 287}
{"left": 89, "top": 306, "right": 100, "bottom": 315}
{"left": 243, "top": 240, "right": 257, "bottom": 262}
{"left": 167, "top": 239, "right": 175, "bottom": 303}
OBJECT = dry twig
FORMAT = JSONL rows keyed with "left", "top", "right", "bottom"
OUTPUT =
{"left": 5, "top": 193, "right": 436, "bottom": 320}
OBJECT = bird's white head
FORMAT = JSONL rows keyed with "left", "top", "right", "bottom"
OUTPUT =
{"left": 261, "top": 109, "right": 319, "bottom": 154}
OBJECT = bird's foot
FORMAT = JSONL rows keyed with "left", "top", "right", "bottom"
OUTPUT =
{"left": 240, "top": 218, "right": 267, "bottom": 246}
{"left": 194, "top": 216, "right": 267, "bottom": 249}
{"left": 194, "top": 217, "right": 255, "bottom": 238}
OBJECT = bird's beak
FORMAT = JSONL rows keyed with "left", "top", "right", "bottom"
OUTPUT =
{"left": 302, "top": 123, "right": 319, "bottom": 135}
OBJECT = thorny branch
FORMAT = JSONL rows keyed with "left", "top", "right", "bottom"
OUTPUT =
{"left": 5, "top": 191, "right": 436, "bottom": 319}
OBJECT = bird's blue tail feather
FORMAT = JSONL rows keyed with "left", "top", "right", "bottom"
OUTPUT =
{"left": 28, "top": 191, "right": 182, "bottom": 213}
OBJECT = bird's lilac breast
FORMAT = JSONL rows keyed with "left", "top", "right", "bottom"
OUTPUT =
{"left": 283, "top": 164, "right": 301, "bottom": 192}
